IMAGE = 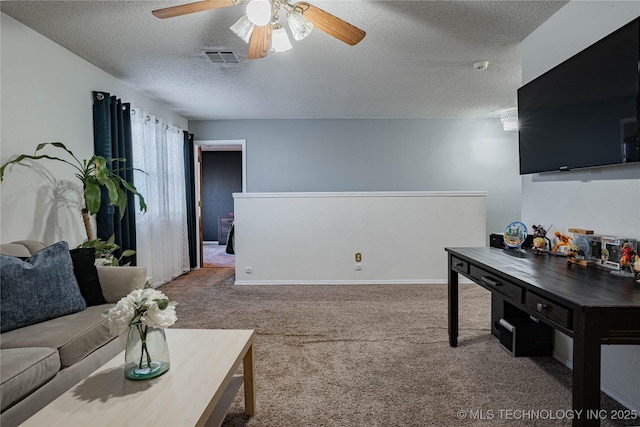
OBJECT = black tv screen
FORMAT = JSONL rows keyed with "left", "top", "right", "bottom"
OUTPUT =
{"left": 518, "top": 17, "right": 640, "bottom": 174}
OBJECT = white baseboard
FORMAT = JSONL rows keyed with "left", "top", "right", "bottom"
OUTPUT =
{"left": 552, "top": 350, "right": 571, "bottom": 367}
{"left": 234, "top": 278, "right": 475, "bottom": 286}
{"left": 600, "top": 382, "right": 640, "bottom": 413}
{"left": 553, "top": 351, "right": 640, "bottom": 413}
{"left": 234, "top": 279, "right": 443, "bottom": 285}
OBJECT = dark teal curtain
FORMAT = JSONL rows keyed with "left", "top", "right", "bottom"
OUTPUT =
{"left": 183, "top": 131, "right": 197, "bottom": 268}
{"left": 92, "top": 91, "right": 137, "bottom": 265}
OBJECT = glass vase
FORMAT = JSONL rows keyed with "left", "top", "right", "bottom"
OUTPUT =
{"left": 124, "top": 324, "right": 170, "bottom": 380}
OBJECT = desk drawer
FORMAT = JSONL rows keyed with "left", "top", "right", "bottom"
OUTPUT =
{"left": 470, "top": 265, "right": 523, "bottom": 302}
{"left": 526, "top": 292, "right": 572, "bottom": 329}
{"left": 451, "top": 257, "right": 469, "bottom": 275}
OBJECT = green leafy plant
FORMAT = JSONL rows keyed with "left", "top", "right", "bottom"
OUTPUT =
{"left": 0, "top": 142, "right": 147, "bottom": 242}
{"left": 78, "top": 235, "right": 136, "bottom": 266}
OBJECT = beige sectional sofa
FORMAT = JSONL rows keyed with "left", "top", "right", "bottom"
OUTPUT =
{"left": 0, "top": 241, "right": 147, "bottom": 427}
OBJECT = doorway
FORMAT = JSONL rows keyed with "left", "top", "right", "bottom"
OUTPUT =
{"left": 195, "top": 140, "right": 246, "bottom": 268}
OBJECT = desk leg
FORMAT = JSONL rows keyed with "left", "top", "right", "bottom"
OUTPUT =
{"left": 243, "top": 344, "right": 256, "bottom": 416}
{"left": 448, "top": 256, "right": 459, "bottom": 347}
{"left": 572, "top": 313, "right": 601, "bottom": 427}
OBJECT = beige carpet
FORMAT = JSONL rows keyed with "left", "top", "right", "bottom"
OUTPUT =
{"left": 160, "top": 268, "right": 636, "bottom": 427}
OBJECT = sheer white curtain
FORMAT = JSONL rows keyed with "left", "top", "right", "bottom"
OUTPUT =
{"left": 131, "top": 109, "right": 189, "bottom": 286}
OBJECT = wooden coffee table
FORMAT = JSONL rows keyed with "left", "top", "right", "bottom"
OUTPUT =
{"left": 22, "top": 329, "right": 255, "bottom": 427}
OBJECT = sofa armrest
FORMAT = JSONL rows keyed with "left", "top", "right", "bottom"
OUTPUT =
{"left": 96, "top": 266, "right": 147, "bottom": 303}
{"left": 1, "top": 240, "right": 47, "bottom": 257}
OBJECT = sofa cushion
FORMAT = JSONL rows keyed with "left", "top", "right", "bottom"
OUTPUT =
{"left": 7, "top": 240, "right": 47, "bottom": 255}
{"left": 0, "top": 305, "right": 118, "bottom": 368}
{"left": 0, "top": 348, "right": 60, "bottom": 412}
{"left": 96, "top": 266, "right": 147, "bottom": 303}
{"left": 0, "top": 241, "right": 87, "bottom": 333}
{"left": 0, "top": 240, "right": 46, "bottom": 258}
{"left": 0, "top": 243, "right": 32, "bottom": 258}
{"left": 70, "top": 247, "right": 107, "bottom": 306}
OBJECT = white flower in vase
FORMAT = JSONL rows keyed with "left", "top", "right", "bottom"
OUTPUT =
{"left": 103, "top": 282, "right": 177, "bottom": 380}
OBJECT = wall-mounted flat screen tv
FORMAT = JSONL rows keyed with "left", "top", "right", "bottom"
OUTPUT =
{"left": 518, "top": 17, "right": 639, "bottom": 175}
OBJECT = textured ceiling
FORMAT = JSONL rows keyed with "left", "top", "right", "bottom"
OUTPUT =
{"left": 1, "top": 0, "right": 568, "bottom": 120}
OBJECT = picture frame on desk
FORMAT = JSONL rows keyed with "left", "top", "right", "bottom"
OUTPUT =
{"left": 587, "top": 234, "right": 603, "bottom": 264}
{"left": 600, "top": 237, "right": 637, "bottom": 270}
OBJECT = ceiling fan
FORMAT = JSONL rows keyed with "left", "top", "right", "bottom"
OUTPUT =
{"left": 152, "top": 0, "right": 365, "bottom": 60}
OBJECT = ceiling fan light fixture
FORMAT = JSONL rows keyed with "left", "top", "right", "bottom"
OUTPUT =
{"left": 287, "top": 10, "right": 313, "bottom": 41}
{"left": 152, "top": 0, "right": 366, "bottom": 60}
{"left": 271, "top": 22, "right": 292, "bottom": 52}
{"left": 246, "top": 0, "right": 271, "bottom": 26}
{"left": 230, "top": 14, "right": 255, "bottom": 43}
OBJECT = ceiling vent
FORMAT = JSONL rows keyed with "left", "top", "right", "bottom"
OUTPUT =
{"left": 205, "top": 50, "right": 240, "bottom": 64}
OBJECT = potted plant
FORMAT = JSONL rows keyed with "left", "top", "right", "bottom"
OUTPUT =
{"left": 0, "top": 141, "right": 146, "bottom": 249}
{"left": 78, "top": 235, "right": 136, "bottom": 266}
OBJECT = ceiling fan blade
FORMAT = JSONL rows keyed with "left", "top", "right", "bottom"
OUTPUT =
{"left": 248, "top": 25, "right": 272, "bottom": 60}
{"left": 294, "top": 2, "right": 365, "bottom": 46}
{"left": 152, "top": 0, "right": 235, "bottom": 19}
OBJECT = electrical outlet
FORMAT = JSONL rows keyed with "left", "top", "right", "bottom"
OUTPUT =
{"left": 355, "top": 252, "right": 362, "bottom": 262}
{"left": 355, "top": 263, "right": 362, "bottom": 271}
{"left": 245, "top": 267, "right": 253, "bottom": 274}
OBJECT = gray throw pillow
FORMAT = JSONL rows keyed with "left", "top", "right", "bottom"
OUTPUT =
{"left": 1, "top": 241, "right": 87, "bottom": 333}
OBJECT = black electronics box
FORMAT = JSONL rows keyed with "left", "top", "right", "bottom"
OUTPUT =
{"left": 498, "top": 317, "right": 552, "bottom": 357}
{"left": 490, "top": 233, "right": 534, "bottom": 249}
{"left": 489, "top": 233, "right": 504, "bottom": 248}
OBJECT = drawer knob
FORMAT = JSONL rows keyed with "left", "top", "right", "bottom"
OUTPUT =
{"left": 455, "top": 262, "right": 463, "bottom": 267}
{"left": 537, "top": 302, "right": 546, "bottom": 312}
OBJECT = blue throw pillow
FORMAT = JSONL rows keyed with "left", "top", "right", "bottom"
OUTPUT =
{"left": 1, "top": 241, "right": 87, "bottom": 333}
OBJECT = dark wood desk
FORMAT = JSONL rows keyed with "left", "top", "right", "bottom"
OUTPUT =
{"left": 446, "top": 247, "right": 640, "bottom": 427}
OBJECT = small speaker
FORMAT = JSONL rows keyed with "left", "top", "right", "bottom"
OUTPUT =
{"left": 523, "top": 234, "right": 534, "bottom": 248}
{"left": 490, "top": 233, "right": 534, "bottom": 249}
{"left": 490, "top": 233, "right": 504, "bottom": 248}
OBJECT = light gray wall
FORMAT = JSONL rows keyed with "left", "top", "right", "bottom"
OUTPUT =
{"left": 190, "top": 118, "right": 521, "bottom": 238}
{"left": 0, "top": 13, "right": 187, "bottom": 245}
{"left": 520, "top": 0, "right": 640, "bottom": 411}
